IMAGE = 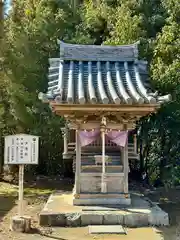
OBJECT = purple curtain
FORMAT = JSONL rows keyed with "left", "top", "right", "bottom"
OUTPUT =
{"left": 106, "top": 130, "right": 128, "bottom": 147}
{"left": 79, "top": 129, "right": 100, "bottom": 147}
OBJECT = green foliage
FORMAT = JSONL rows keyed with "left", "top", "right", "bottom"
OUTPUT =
{"left": 105, "top": 4, "right": 145, "bottom": 45}
{"left": 152, "top": 22, "right": 180, "bottom": 92}
{"left": 0, "top": 0, "right": 78, "bottom": 175}
{"left": 0, "top": 0, "right": 180, "bottom": 184}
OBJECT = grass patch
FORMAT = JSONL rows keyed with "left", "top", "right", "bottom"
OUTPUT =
{"left": 24, "top": 187, "right": 54, "bottom": 196}
{"left": 0, "top": 182, "right": 53, "bottom": 197}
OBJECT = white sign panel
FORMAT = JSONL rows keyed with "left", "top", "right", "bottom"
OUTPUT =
{"left": 4, "top": 134, "right": 39, "bottom": 165}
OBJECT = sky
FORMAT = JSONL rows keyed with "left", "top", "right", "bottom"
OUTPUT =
{"left": 5, "top": 0, "right": 11, "bottom": 12}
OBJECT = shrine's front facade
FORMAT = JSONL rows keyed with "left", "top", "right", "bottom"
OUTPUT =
{"left": 39, "top": 41, "right": 171, "bottom": 206}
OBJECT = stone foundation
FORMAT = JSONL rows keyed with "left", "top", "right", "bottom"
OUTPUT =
{"left": 39, "top": 192, "right": 169, "bottom": 227}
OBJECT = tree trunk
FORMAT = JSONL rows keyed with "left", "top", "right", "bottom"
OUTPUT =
{"left": 0, "top": 1, "right": 3, "bottom": 41}
{"left": 0, "top": 1, "right": 4, "bottom": 176}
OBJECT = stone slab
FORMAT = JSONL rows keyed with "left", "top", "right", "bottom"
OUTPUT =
{"left": 49, "top": 213, "right": 66, "bottom": 226}
{"left": 148, "top": 206, "right": 169, "bottom": 226}
{"left": 65, "top": 213, "right": 81, "bottom": 227}
{"left": 124, "top": 213, "right": 149, "bottom": 227}
{"left": 103, "top": 214, "right": 124, "bottom": 225}
{"left": 81, "top": 213, "right": 103, "bottom": 226}
{"left": 89, "top": 225, "right": 127, "bottom": 234}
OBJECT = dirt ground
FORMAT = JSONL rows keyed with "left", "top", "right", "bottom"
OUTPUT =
{"left": 0, "top": 177, "right": 180, "bottom": 240}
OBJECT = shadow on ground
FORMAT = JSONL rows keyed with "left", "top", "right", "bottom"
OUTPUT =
{"left": 24, "top": 176, "right": 74, "bottom": 193}
{"left": 0, "top": 195, "right": 16, "bottom": 220}
{"left": 147, "top": 188, "right": 180, "bottom": 240}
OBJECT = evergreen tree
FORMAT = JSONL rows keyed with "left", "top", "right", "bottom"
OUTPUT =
{"left": 151, "top": 0, "right": 180, "bottom": 92}
{"left": 1, "top": 0, "right": 79, "bottom": 175}
{"left": 1, "top": 0, "right": 180, "bottom": 183}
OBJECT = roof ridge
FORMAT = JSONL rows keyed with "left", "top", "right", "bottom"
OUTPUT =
{"left": 57, "top": 40, "right": 139, "bottom": 62}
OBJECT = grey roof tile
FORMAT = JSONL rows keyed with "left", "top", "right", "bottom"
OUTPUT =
{"left": 39, "top": 42, "right": 171, "bottom": 105}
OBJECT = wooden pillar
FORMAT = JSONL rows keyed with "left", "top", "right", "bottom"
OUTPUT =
{"left": 101, "top": 117, "right": 107, "bottom": 193}
{"left": 101, "top": 127, "right": 107, "bottom": 193}
{"left": 61, "top": 125, "right": 68, "bottom": 155}
{"left": 75, "top": 129, "right": 81, "bottom": 194}
{"left": 123, "top": 132, "right": 128, "bottom": 194}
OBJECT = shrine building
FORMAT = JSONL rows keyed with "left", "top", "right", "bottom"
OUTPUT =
{"left": 39, "top": 41, "right": 171, "bottom": 206}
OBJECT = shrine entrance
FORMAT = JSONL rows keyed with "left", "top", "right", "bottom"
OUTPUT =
{"left": 68, "top": 117, "right": 131, "bottom": 205}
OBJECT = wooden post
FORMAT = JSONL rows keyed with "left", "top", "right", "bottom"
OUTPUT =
{"left": 123, "top": 136, "right": 128, "bottom": 194}
{"left": 75, "top": 129, "right": 81, "bottom": 194}
{"left": 101, "top": 117, "right": 107, "bottom": 193}
{"left": 120, "top": 146, "right": 123, "bottom": 167}
{"left": 10, "top": 164, "right": 31, "bottom": 233}
{"left": 18, "top": 165, "right": 24, "bottom": 217}
{"left": 62, "top": 125, "right": 68, "bottom": 155}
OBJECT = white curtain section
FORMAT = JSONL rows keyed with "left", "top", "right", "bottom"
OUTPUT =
{"left": 78, "top": 129, "right": 100, "bottom": 147}
{"left": 78, "top": 129, "right": 128, "bottom": 147}
{"left": 106, "top": 130, "right": 128, "bottom": 147}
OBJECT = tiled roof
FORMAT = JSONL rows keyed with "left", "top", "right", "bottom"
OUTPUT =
{"left": 39, "top": 42, "right": 171, "bottom": 105}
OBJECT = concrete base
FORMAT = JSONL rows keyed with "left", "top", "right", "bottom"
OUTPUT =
{"left": 10, "top": 216, "right": 31, "bottom": 233}
{"left": 39, "top": 192, "right": 169, "bottom": 227}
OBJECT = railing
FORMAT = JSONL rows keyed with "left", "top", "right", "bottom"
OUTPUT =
{"left": 89, "top": 138, "right": 117, "bottom": 147}
{"left": 67, "top": 142, "right": 139, "bottom": 158}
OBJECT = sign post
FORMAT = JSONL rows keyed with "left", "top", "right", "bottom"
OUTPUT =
{"left": 4, "top": 134, "right": 39, "bottom": 232}
{"left": 18, "top": 165, "right": 24, "bottom": 217}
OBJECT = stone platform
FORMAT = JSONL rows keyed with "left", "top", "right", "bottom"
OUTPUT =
{"left": 39, "top": 192, "right": 169, "bottom": 227}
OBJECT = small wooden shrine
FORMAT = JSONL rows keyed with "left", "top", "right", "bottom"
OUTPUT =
{"left": 39, "top": 41, "right": 171, "bottom": 206}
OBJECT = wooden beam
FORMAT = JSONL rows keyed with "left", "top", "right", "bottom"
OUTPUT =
{"left": 68, "top": 122, "right": 136, "bottom": 130}
{"left": 68, "top": 122, "right": 123, "bottom": 130}
{"left": 51, "top": 103, "right": 159, "bottom": 114}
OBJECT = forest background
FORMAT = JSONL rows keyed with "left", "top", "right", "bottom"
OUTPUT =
{"left": 0, "top": 0, "right": 180, "bottom": 186}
